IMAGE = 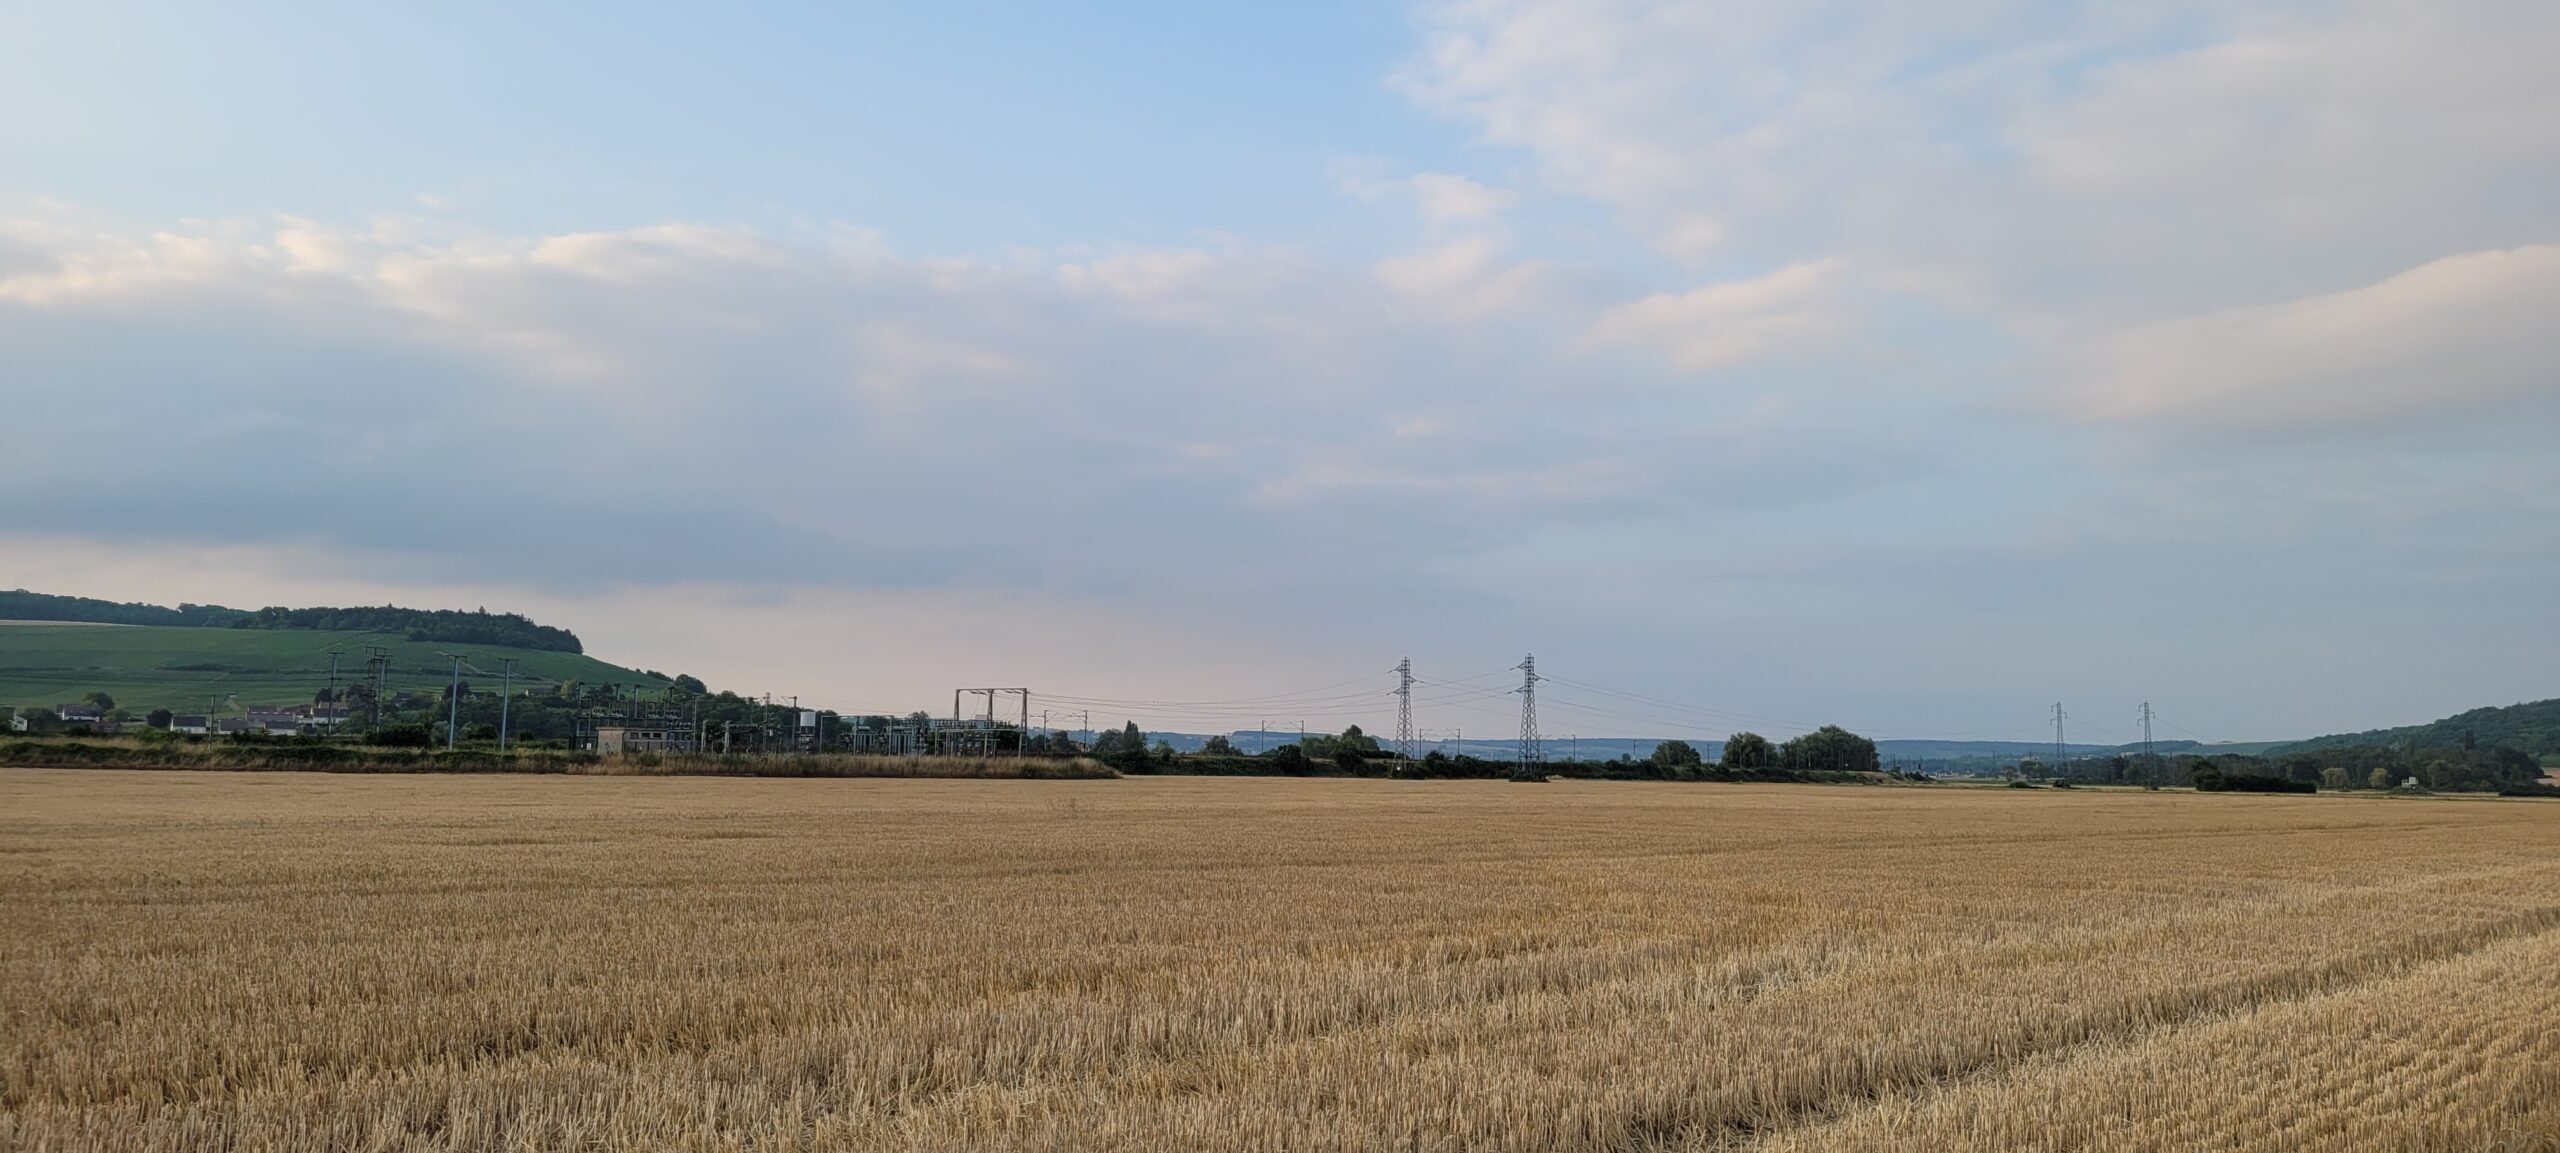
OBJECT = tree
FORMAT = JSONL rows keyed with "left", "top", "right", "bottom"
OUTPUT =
{"left": 1268, "top": 744, "right": 1310, "bottom": 774}
{"left": 146, "top": 708, "right": 173, "bottom": 729}
{"left": 1780, "top": 726, "right": 1880, "bottom": 774}
{"left": 83, "top": 690, "right": 115, "bottom": 712}
{"left": 673, "top": 674, "right": 708, "bottom": 694}
{"left": 2368, "top": 766, "right": 2393, "bottom": 790}
{"left": 1093, "top": 722, "right": 1151, "bottom": 772}
{"left": 1721, "top": 731, "right": 1776, "bottom": 771}
{"left": 2321, "top": 766, "right": 2349, "bottom": 792}
{"left": 1649, "top": 739, "right": 1704, "bottom": 776}
{"left": 1201, "top": 734, "right": 1238, "bottom": 756}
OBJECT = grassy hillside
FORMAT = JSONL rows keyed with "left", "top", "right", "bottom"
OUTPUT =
{"left": 0, "top": 622, "right": 669, "bottom": 714}
{"left": 2274, "top": 698, "right": 2560, "bottom": 759}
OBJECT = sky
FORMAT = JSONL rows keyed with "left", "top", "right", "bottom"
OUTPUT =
{"left": 3, "top": 0, "right": 2556, "bottom": 745}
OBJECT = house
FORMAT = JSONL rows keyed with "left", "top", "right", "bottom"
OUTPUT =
{"left": 6, "top": 708, "right": 25, "bottom": 733}
{"left": 244, "top": 709, "right": 305, "bottom": 736}
{"left": 55, "top": 705, "right": 105, "bottom": 727}
{"left": 594, "top": 725, "right": 697, "bottom": 755}
{"left": 168, "top": 715, "right": 212, "bottom": 735}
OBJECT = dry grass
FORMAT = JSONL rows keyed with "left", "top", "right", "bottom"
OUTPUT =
{"left": 2, "top": 771, "right": 2554, "bottom": 1152}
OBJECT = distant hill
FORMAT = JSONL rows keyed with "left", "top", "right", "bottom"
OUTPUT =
{"left": 2273, "top": 698, "right": 2560, "bottom": 759}
{"left": 1, "top": 589, "right": 580, "bottom": 653}
{"left": 0, "top": 623, "right": 666, "bottom": 714}
{"left": 0, "top": 590, "right": 247, "bottom": 628}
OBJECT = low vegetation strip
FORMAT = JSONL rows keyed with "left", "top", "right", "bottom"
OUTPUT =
{"left": 2, "top": 775, "right": 2554, "bottom": 1151}
{"left": 0, "top": 740, "right": 1112, "bottom": 779}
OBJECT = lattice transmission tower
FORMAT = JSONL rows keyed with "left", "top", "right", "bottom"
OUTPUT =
{"left": 2052, "top": 701, "right": 2068, "bottom": 779}
{"left": 1514, "top": 654, "right": 1543, "bottom": 781}
{"left": 1393, "top": 657, "right": 1415, "bottom": 771}
{"left": 2140, "top": 701, "right": 2159, "bottom": 784}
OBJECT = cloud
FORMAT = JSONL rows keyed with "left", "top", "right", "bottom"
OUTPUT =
{"left": 1333, "top": 163, "right": 1518, "bottom": 227}
{"left": 0, "top": 211, "right": 1707, "bottom": 609}
{"left": 1585, "top": 258, "right": 1845, "bottom": 371}
{"left": 2071, "top": 245, "right": 2560, "bottom": 425}
{"left": 1409, "top": 173, "right": 1515, "bottom": 225}
{"left": 1373, "top": 234, "right": 1548, "bottom": 319}
{"left": 1401, "top": 0, "right": 2560, "bottom": 316}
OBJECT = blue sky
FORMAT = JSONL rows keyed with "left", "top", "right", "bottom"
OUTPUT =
{"left": 7, "top": 2, "right": 1462, "bottom": 252}
{"left": 4, "top": 0, "right": 2556, "bottom": 743}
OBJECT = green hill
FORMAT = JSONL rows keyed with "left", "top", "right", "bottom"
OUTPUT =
{"left": 0, "top": 622, "right": 668, "bottom": 714}
{"left": 2272, "top": 698, "right": 2560, "bottom": 760}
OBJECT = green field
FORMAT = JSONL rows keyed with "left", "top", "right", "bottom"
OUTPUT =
{"left": 0, "top": 623, "right": 670, "bottom": 714}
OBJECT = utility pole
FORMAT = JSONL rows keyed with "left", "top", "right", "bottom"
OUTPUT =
{"left": 497, "top": 659, "right": 518, "bottom": 751}
{"left": 1393, "top": 657, "right": 1415, "bottom": 773}
{"left": 443, "top": 653, "right": 464, "bottom": 751}
{"left": 325, "top": 651, "right": 341, "bottom": 733}
{"left": 2052, "top": 701, "right": 2067, "bottom": 780}
{"left": 365, "top": 646, "right": 389, "bottom": 731}
{"left": 1514, "top": 654, "right": 1542, "bottom": 781}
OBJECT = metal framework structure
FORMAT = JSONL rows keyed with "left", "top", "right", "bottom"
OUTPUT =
{"left": 950, "top": 688, "right": 1031, "bottom": 755}
{"left": 1393, "top": 658, "right": 1415, "bottom": 769}
{"left": 1514, "top": 654, "right": 1542, "bottom": 779}
{"left": 2052, "top": 701, "right": 2068, "bottom": 778}
{"left": 2140, "top": 700, "right": 2159, "bottom": 783}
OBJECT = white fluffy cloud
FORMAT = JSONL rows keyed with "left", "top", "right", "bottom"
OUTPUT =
{"left": 1405, "top": 0, "right": 2560, "bottom": 424}
{"left": 2073, "top": 245, "right": 2560, "bottom": 424}
{"left": 1585, "top": 259, "right": 1845, "bottom": 370}
{"left": 1408, "top": 173, "right": 1515, "bottom": 225}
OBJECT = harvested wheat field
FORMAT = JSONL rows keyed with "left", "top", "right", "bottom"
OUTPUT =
{"left": 3, "top": 770, "right": 2556, "bottom": 1152}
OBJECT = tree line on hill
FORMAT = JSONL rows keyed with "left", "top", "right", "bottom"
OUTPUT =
{"left": 2034, "top": 736, "right": 2549, "bottom": 795}
{"left": 2272, "top": 698, "right": 2560, "bottom": 762}
{"left": 0, "top": 590, "right": 582, "bottom": 653}
{"left": 1078, "top": 721, "right": 1889, "bottom": 781}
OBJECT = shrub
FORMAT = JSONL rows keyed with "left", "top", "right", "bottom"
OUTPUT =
{"left": 369, "top": 724, "right": 434, "bottom": 748}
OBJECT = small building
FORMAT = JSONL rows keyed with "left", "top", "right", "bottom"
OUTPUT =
{"left": 244, "top": 709, "right": 305, "bottom": 736}
{"left": 168, "top": 715, "right": 212, "bottom": 735}
{"left": 55, "top": 705, "right": 105, "bottom": 727}
{"left": 594, "top": 725, "right": 696, "bottom": 755}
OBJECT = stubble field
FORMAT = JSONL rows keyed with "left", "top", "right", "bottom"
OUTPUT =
{"left": 3, "top": 769, "right": 2556, "bottom": 1152}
